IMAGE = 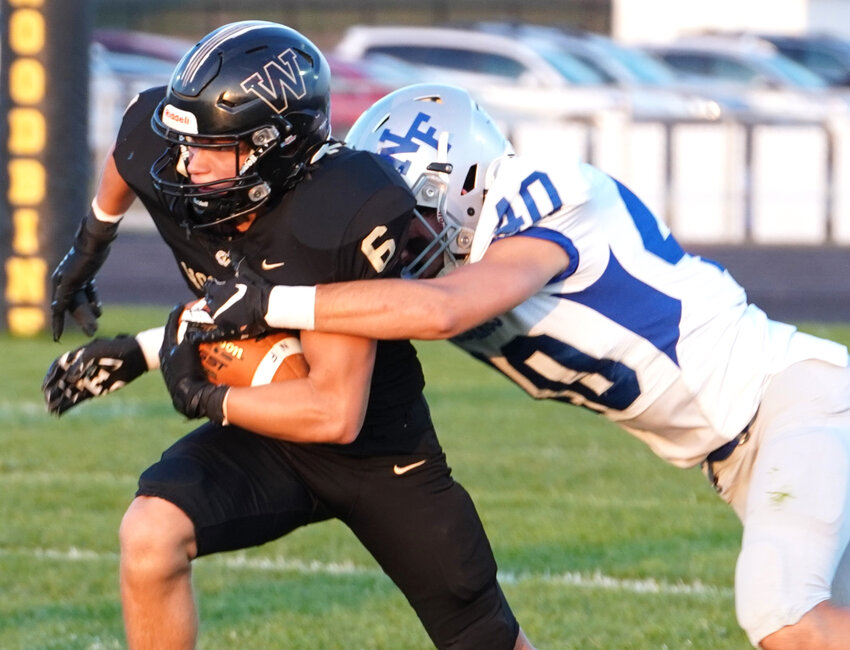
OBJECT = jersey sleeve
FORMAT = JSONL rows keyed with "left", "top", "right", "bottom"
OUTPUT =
{"left": 113, "top": 86, "right": 166, "bottom": 188}
{"left": 469, "top": 154, "right": 592, "bottom": 265}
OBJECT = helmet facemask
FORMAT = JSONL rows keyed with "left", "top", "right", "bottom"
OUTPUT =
{"left": 150, "top": 118, "right": 290, "bottom": 234}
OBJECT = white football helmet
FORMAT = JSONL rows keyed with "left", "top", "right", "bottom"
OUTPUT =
{"left": 345, "top": 83, "right": 513, "bottom": 277}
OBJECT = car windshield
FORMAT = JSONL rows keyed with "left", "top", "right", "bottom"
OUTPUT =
{"left": 763, "top": 53, "right": 828, "bottom": 88}
{"left": 530, "top": 43, "right": 609, "bottom": 84}
{"left": 599, "top": 41, "right": 679, "bottom": 84}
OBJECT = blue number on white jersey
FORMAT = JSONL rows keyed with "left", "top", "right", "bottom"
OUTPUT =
{"left": 459, "top": 156, "right": 846, "bottom": 466}
{"left": 501, "top": 334, "right": 640, "bottom": 410}
{"left": 494, "top": 171, "right": 562, "bottom": 237}
{"left": 485, "top": 170, "right": 681, "bottom": 410}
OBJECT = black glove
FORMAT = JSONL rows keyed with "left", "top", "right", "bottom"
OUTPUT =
{"left": 50, "top": 209, "right": 119, "bottom": 341}
{"left": 159, "top": 304, "right": 228, "bottom": 422}
{"left": 197, "top": 262, "right": 273, "bottom": 342}
{"left": 42, "top": 335, "right": 147, "bottom": 415}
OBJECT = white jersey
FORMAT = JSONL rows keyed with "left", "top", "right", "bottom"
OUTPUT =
{"left": 458, "top": 155, "right": 848, "bottom": 467}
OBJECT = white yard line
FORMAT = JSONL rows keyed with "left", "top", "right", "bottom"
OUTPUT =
{"left": 0, "top": 399, "right": 165, "bottom": 420}
{"left": 0, "top": 546, "right": 732, "bottom": 597}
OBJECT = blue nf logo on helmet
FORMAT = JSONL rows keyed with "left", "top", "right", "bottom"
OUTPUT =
{"left": 241, "top": 49, "right": 308, "bottom": 114}
{"left": 377, "top": 112, "right": 445, "bottom": 175}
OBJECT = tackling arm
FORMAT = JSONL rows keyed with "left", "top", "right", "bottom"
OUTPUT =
{"left": 312, "top": 235, "right": 570, "bottom": 339}
{"left": 202, "top": 235, "right": 569, "bottom": 341}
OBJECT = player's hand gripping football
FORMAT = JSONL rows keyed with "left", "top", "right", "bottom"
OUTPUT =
{"left": 159, "top": 304, "right": 229, "bottom": 423}
{"left": 50, "top": 211, "right": 119, "bottom": 341}
{"left": 42, "top": 335, "right": 148, "bottom": 415}
{"left": 197, "top": 261, "right": 274, "bottom": 342}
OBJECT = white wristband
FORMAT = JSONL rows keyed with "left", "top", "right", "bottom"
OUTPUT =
{"left": 91, "top": 197, "right": 124, "bottom": 224}
{"left": 265, "top": 285, "right": 316, "bottom": 331}
{"left": 135, "top": 326, "right": 165, "bottom": 370}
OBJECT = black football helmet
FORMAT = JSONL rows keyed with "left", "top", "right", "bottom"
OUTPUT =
{"left": 150, "top": 21, "right": 331, "bottom": 232}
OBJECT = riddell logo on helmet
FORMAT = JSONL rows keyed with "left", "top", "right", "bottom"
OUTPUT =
{"left": 162, "top": 104, "right": 199, "bottom": 134}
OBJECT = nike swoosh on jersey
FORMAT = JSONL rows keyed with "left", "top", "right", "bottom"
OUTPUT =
{"left": 393, "top": 459, "right": 426, "bottom": 475}
{"left": 212, "top": 283, "right": 247, "bottom": 320}
{"left": 261, "top": 259, "right": 286, "bottom": 270}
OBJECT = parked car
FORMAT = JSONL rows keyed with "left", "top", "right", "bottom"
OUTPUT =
{"left": 325, "top": 55, "right": 399, "bottom": 135}
{"left": 649, "top": 35, "right": 827, "bottom": 89}
{"left": 744, "top": 32, "right": 850, "bottom": 88}
{"left": 336, "top": 24, "right": 605, "bottom": 87}
{"left": 469, "top": 22, "right": 750, "bottom": 120}
{"left": 645, "top": 35, "right": 848, "bottom": 122}
{"left": 334, "top": 25, "right": 728, "bottom": 122}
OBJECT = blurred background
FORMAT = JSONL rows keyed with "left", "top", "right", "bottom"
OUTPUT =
{"left": 5, "top": 0, "right": 850, "bottom": 331}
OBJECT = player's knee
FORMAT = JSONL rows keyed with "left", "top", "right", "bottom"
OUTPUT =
{"left": 119, "top": 496, "right": 196, "bottom": 579}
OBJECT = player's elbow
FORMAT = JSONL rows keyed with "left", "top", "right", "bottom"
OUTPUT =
{"left": 321, "top": 419, "right": 361, "bottom": 445}
{"left": 315, "top": 406, "right": 364, "bottom": 445}
{"left": 424, "top": 309, "right": 465, "bottom": 339}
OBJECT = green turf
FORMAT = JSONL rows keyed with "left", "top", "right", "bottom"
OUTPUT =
{"left": 4, "top": 309, "right": 848, "bottom": 649}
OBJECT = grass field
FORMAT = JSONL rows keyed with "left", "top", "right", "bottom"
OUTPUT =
{"left": 4, "top": 306, "right": 848, "bottom": 649}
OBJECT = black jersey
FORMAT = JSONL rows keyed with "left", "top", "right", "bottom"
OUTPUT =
{"left": 113, "top": 87, "right": 425, "bottom": 427}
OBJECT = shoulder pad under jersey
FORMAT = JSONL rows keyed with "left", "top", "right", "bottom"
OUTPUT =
{"left": 290, "top": 148, "right": 415, "bottom": 251}
{"left": 115, "top": 86, "right": 166, "bottom": 145}
{"left": 277, "top": 148, "right": 415, "bottom": 280}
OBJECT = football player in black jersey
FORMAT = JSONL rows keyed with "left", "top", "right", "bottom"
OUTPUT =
{"left": 43, "top": 21, "right": 534, "bottom": 650}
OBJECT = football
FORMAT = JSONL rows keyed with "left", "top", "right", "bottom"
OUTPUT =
{"left": 178, "top": 300, "right": 309, "bottom": 386}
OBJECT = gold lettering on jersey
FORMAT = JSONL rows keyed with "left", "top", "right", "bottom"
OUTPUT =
{"left": 179, "top": 261, "right": 212, "bottom": 292}
{"left": 214, "top": 249, "right": 231, "bottom": 267}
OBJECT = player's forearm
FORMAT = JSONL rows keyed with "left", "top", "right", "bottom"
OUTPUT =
{"left": 222, "top": 331, "right": 374, "bottom": 444}
{"left": 313, "top": 264, "right": 530, "bottom": 340}
{"left": 314, "top": 278, "right": 464, "bottom": 340}
{"left": 96, "top": 145, "right": 137, "bottom": 216}
{"left": 224, "top": 378, "right": 366, "bottom": 443}
{"left": 266, "top": 239, "right": 560, "bottom": 340}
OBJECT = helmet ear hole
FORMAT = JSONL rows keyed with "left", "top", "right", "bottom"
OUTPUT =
{"left": 462, "top": 164, "right": 478, "bottom": 195}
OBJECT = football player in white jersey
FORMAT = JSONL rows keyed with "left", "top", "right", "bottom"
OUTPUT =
{"left": 200, "top": 84, "right": 850, "bottom": 649}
